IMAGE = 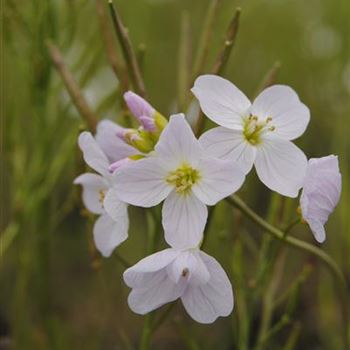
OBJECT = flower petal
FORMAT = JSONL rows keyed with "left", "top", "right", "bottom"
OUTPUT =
{"left": 307, "top": 219, "right": 326, "bottom": 243}
{"left": 93, "top": 214, "right": 128, "bottom": 257}
{"left": 192, "top": 157, "right": 245, "bottom": 205}
{"left": 191, "top": 75, "right": 251, "bottom": 130}
{"left": 181, "top": 251, "right": 234, "bottom": 324}
{"left": 123, "top": 248, "right": 180, "bottom": 288}
{"left": 127, "top": 270, "right": 185, "bottom": 314}
{"left": 95, "top": 119, "right": 138, "bottom": 163}
{"left": 163, "top": 191, "right": 207, "bottom": 249}
{"left": 155, "top": 114, "right": 202, "bottom": 168}
{"left": 199, "top": 127, "right": 256, "bottom": 174}
{"left": 166, "top": 250, "right": 210, "bottom": 286}
{"left": 255, "top": 134, "right": 307, "bottom": 197}
{"left": 114, "top": 157, "right": 172, "bottom": 207}
{"left": 300, "top": 155, "right": 341, "bottom": 243}
{"left": 78, "top": 132, "right": 110, "bottom": 177}
{"left": 103, "top": 188, "right": 128, "bottom": 222}
{"left": 74, "top": 173, "right": 108, "bottom": 214}
{"left": 251, "top": 85, "right": 310, "bottom": 140}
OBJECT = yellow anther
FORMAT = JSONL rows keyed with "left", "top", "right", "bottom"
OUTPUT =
{"left": 243, "top": 114, "right": 276, "bottom": 145}
{"left": 166, "top": 163, "right": 200, "bottom": 195}
{"left": 99, "top": 189, "right": 105, "bottom": 205}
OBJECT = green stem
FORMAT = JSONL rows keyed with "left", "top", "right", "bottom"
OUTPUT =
{"left": 108, "top": 0, "right": 146, "bottom": 97}
{"left": 177, "top": 11, "right": 191, "bottom": 111}
{"left": 139, "top": 208, "right": 162, "bottom": 349}
{"left": 194, "top": 7, "right": 241, "bottom": 136}
{"left": 274, "top": 263, "right": 313, "bottom": 309}
{"left": 151, "top": 303, "right": 176, "bottom": 332}
{"left": 226, "top": 195, "right": 349, "bottom": 349}
{"left": 283, "top": 217, "right": 301, "bottom": 235}
{"left": 139, "top": 313, "right": 153, "bottom": 350}
{"left": 113, "top": 252, "right": 130, "bottom": 268}
{"left": 192, "top": 0, "right": 221, "bottom": 78}
{"left": 255, "top": 250, "right": 287, "bottom": 350}
{"left": 256, "top": 315, "right": 291, "bottom": 347}
{"left": 226, "top": 195, "right": 345, "bottom": 285}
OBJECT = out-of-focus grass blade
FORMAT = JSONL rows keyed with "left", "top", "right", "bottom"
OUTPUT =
{"left": 1, "top": 222, "right": 19, "bottom": 259}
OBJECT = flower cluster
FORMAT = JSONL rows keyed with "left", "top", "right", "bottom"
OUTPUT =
{"left": 75, "top": 75, "right": 342, "bottom": 323}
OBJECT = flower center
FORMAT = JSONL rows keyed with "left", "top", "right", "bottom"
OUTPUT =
{"left": 99, "top": 189, "right": 106, "bottom": 205}
{"left": 243, "top": 115, "right": 275, "bottom": 145}
{"left": 166, "top": 163, "right": 200, "bottom": 194}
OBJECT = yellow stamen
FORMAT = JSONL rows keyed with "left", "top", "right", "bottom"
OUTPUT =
{"left": 166, "top": 163, "right": 200, "bottom": 195}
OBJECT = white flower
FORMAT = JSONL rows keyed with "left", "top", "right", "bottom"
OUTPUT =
{"left": 114, "top": 114, "right": 245, "bottom": 248}
{"left": 300, "top": 155, "right": 341, "bottom": 243}
{"left": 192, "top": 74, "right": 310, "bottom": 197}
{"left": 74, "top": 131, "right": 129, "bottom": 257}
{"left": 123, "top": 247, "right": 233, "bottom": 324}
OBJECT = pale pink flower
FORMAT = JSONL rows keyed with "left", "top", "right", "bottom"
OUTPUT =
{"left": 74, "top": 132, "right": 129, "bottom": 257}
{"left": 192, "top": 75, "right": 310, "bottom": 197}
{"left": 114, "top": 114, "right": 245, "bottom": 248}
{"left": 300, "top": 155, "right": 341, "bottom": 243}
{"left": 124, "top": 247, "right": 233, "bottom": 324}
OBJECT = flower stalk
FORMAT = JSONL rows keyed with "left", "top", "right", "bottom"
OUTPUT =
{"left": 47, "top": 41, "right": 98, "bottom": 132}
{"left": 226, "top": 194, "right": 349, "bottom": 348}
{"left": 108, "top": 0, "right": 146, "bottom": 97}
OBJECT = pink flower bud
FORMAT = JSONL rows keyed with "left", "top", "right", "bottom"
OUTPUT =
{"left": 139, "top": 116, "right": 156, "bottom": 132}
{"left": 124, "top": 91, "right": 155, "bottom": 121}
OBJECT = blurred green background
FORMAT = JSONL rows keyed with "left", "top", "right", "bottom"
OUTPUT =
{"left": 1, "top": 0, "right": 350, "bottom": 349}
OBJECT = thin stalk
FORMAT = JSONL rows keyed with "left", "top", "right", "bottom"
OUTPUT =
{"left": 195, "top": 7, "right": 241, "bottom": 136}
{"left": 211, "top": 7, "right": 241, "bottom": 75}
{"left": 139, "top": 313, "right": 153, "bottom": 350}
{"left": 231, "top": 230, "right": 249, "bottom": 350}
{"left": 254, "top": 193, "right": 281, "bottom": 290}
{"left": 178, "top": 11, "right": 191, "bottom": 111}
{"left": 256, "top": 315, "right": 291, "bottom": 347}
{"left": 137, "top": 43, "right": 147, "bottom": 74}
{"left": 226, "top": 194, "right": 349, "bottom": 349}
{"left": 108, "top": 0, "right": 146, "bottom": 97}
{"left": 175, "top": 320, "right": 201, "bottom": 350}
{"left": 282, "top": 322, "right": 301, "bottom": 350}
{"left": 283, "top": 217, "right": 301, "bottom": 236}
{"left": 255, "top": 250, "right": 287, "bottom": 350}
{"left": 226, "top": 195, "right": 346, "bottom": 285}
{"left": 95, "top": 0, "right": 129, "bottom": 92}
{"left": 192, "top": 0, "right": 221, "bottom": 78}
{"left": 151, "top": 303, "right": 176, "bottom": 332}
{"left": 47, "top": 41, "right": 98, "bottom": 132}
{"left": 113, "top": 252, "right": 130, "bottom": 269}
{"left": 253, "top": 61, "right": 281, "bottom": 98}
{"left": 274, "top": 263, "right": 313, "bottom": 309}
{"left": 139, "top": 207, "right": 162, "bottom": 349}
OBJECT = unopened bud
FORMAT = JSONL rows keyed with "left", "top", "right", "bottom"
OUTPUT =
{"left": 123, "top": 91, "right": 154, "bottom": 121}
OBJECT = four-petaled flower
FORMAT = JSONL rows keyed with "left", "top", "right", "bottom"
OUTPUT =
{"left": 300, "top": 155, "right": 341, "bottom": 243}
{"left": 123, "top": 247, "right": 233, "bottom": 324}
{"left": 74, "top": 131, "right": 130, "bottom": 257}
{"left": 114, "top": 114, "right": 245, "bottom": 248}
{"left": 192, "top": 74, "right": 310, "bottom": 197}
